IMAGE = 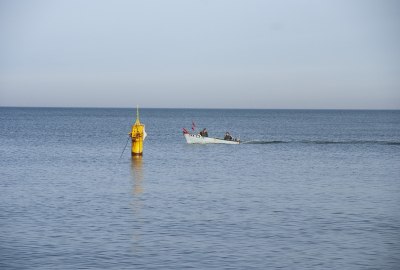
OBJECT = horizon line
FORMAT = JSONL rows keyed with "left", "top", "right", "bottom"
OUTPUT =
{"left": 0, "top": 106, "right": 399, "bottom": 111}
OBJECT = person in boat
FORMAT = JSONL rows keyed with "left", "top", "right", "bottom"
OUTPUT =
{"left": 200, "top": 128, "right": 208, "bottom": 137}
{"left": 224, "top": 132, "right": 233, "bottom": 141}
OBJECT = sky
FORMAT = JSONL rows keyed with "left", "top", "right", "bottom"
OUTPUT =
{"left": 0, "top": 0, "right": 399, "bottom": 109}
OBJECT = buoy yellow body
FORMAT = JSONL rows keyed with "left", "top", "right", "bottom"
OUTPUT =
{"left": 130, "top": 106, "right": 146, "bottom": 156}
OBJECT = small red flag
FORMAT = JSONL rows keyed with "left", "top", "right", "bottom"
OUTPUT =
{"left": 183, "top": 128, "right": 189, "bottom": 134}
{"left": 192, "top": 121, "right": 196, "bottom": 127}
{"left": 192, "top": 127, "right": 195, "bottom": 131}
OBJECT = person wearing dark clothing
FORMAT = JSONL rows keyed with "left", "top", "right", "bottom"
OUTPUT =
{"left": 224, "top": 132, "right": 233, "bottom": 141}
{"left": 200, "top": 128, "right": 208, "bottom": 137}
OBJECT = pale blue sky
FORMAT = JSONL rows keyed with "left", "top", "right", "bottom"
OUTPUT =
{"left": 0, "top": 0, "right": 399, "bottom": 109}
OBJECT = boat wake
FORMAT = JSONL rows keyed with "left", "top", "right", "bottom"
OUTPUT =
{"left": 242, "top": 140, "right": 286, "bottom": 144}
{"left": 241, "top": 140, "right": 400, "bottom": 145}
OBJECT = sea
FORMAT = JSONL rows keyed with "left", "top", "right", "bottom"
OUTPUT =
{"left": 1, "top": 107, "right": 399, "bottom": 270}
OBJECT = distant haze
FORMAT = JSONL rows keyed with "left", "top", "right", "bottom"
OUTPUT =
{"left": 1, "top": 0, "right": 399, "bottom": 109}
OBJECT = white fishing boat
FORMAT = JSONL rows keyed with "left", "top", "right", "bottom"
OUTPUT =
{"left": 183, "top": 125, "right": 240, "bottom": 144}
{"left": 183, "top": 133, "right": 240, "bottom": 144}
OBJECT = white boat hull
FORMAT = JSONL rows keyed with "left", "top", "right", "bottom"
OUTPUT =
{"left": 184, "top": 133, "right": 239, "bottom": 144}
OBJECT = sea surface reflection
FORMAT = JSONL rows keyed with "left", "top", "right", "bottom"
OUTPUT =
{"left": 130, "top": 156, "right": 144, "bottom": 253}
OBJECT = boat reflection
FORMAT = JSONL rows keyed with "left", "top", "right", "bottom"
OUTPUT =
{"left": 130, "top": 156, "right": 144, "bottom": 252}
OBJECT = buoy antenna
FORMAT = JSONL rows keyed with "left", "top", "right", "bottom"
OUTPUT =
{"left": 135, "top": 105, "right": 140, "bottom": 125}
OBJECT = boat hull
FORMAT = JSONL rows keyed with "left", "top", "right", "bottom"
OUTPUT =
{"left": 184, "top": 134, "right": 239, "bottom": 144}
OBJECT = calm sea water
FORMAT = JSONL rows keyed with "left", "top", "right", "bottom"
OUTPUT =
{"left": 1, "top": 107, "right": 399, "bottom": 270}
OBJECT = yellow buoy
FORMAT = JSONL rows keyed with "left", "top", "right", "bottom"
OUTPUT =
{"left": 130, "top": 105, "right": 146, "bottom": 156}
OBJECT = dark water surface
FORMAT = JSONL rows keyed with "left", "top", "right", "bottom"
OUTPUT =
{"left": 1, "top": 108, "right": 399, "bottom": 269}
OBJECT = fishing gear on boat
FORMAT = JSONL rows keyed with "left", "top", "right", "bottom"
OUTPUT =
{"left": 192, "top": 121, "right": 200, "bottom": 134}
